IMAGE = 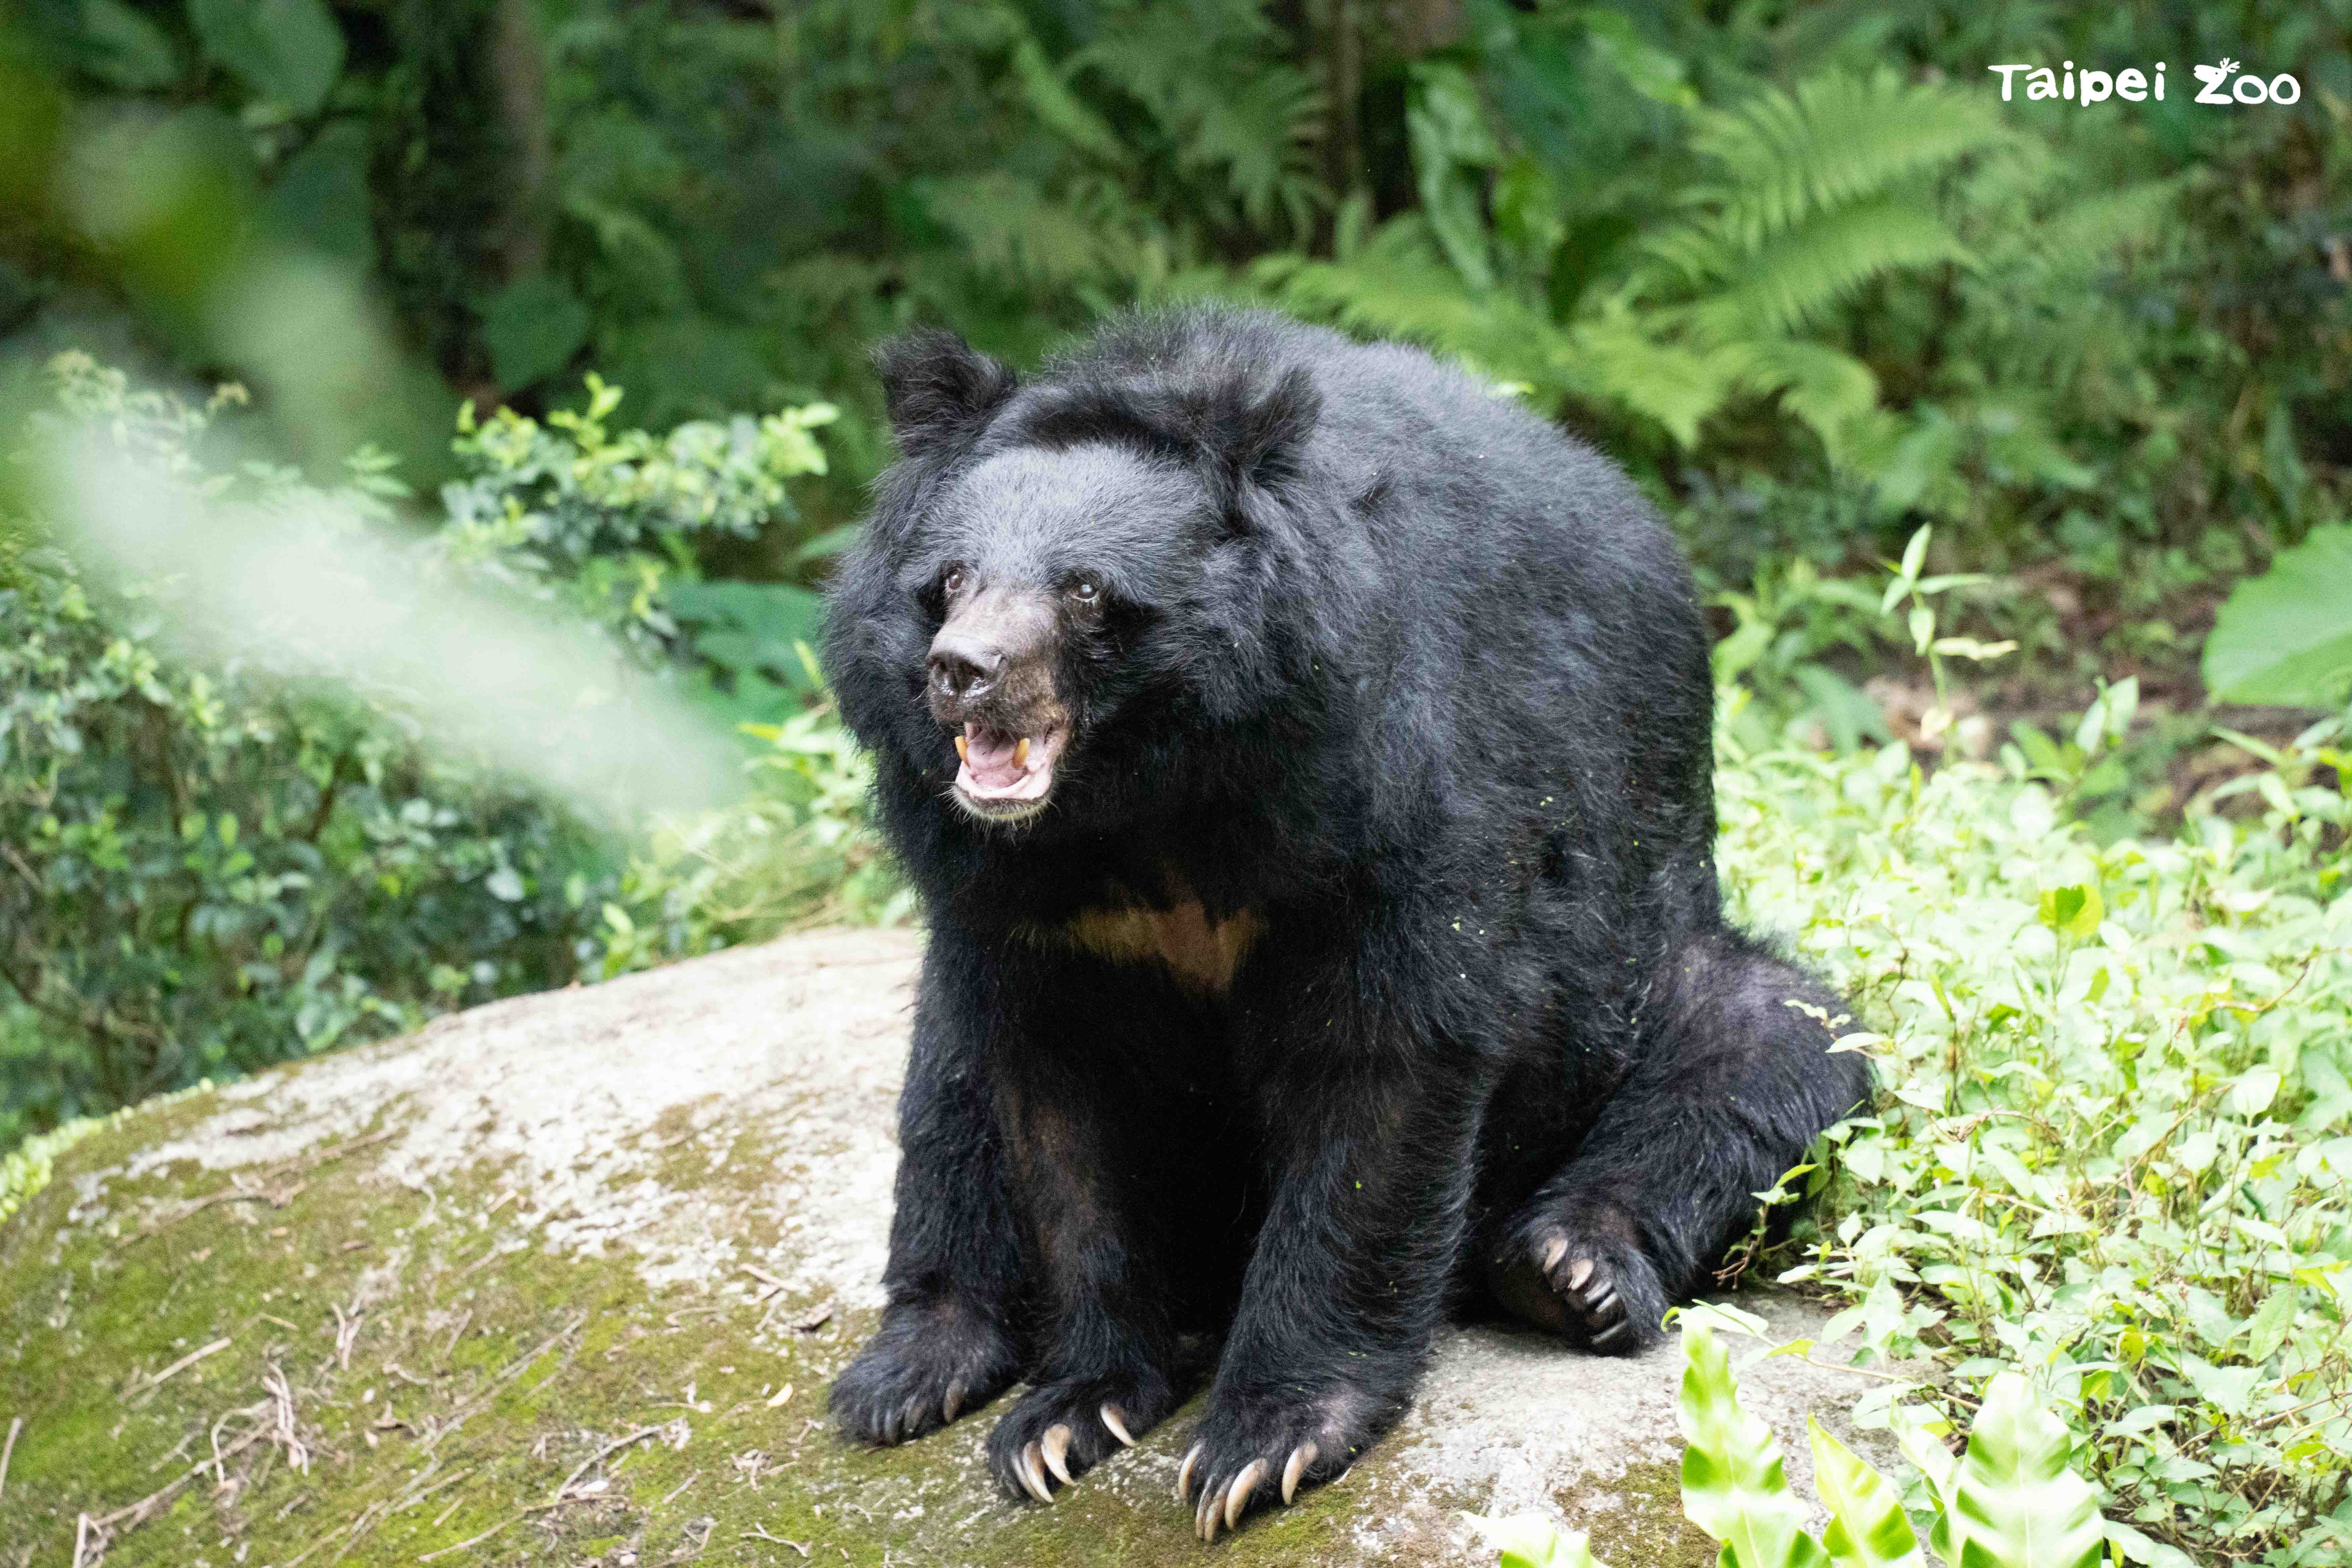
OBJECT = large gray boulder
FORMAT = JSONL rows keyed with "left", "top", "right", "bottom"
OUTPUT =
{"left": 0, "top": 929, "right": 1885, "bottom": 1566}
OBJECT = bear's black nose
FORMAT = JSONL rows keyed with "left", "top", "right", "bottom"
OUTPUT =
{"left": 928, "top": 630, "right": 1006, "bottom": 701}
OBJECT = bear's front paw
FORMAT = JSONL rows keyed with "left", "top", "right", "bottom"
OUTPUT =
{"left": 828, "top": 1300, "right": 1020, "bottom": 1446}
{"left": 985, "top": 1369, "right": 1177, "bottom": 1504}
{"left": 1175, "top": 1384, "right": 1376, "bottom": 1541}
{"left": 1488, "top": 1214, "right": 1668, "bottom": 1354}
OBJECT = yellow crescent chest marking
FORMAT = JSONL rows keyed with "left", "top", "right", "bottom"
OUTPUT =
{"left": 1024, "top": 901, "right": 1264, "bottom": 995}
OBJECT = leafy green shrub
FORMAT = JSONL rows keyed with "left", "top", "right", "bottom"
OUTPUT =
{"left": 0, "top": 354, "right": 865, "bottom": 1147}
{"left": 440, "top": 376, "right": 839, "bottom": 717}
{"left": 594, "top": 689, "right": 912, "bottom": 978}
{"left": 1469, "top": 1307, "right": 2108, "bottom": 1568}
{"left": 1714, "top": 706, "right": 2349, "bottom": 1561}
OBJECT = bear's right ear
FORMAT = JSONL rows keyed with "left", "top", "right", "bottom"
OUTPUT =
{"left": 873, "top": 329, "right": 1018, "bottom": 460}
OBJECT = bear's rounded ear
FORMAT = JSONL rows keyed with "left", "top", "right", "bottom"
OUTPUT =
{"left": 1215, "top": 365, "right": 1320, "bottom": 492}
{"left": 873, "top": 328, "right": 1019, "bottom": 460}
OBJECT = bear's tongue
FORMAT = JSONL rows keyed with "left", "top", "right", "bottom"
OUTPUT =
{"left": 956, "top": 723, "right": 1056, "bottom": 801}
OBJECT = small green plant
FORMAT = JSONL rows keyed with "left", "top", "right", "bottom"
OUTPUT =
{"left": 1468, "top": 1308, "right": 2108, "bottom": 1568}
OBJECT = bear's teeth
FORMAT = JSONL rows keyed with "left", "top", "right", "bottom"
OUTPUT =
{"left": 1014, "top": 737, "right": 1031, "bottom": 769}
{"left": 954, "top": 734, "right": 969, "bottom": 762}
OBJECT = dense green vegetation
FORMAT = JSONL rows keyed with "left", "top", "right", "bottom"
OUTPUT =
{"left": 3, "top": 2, "right": 2351, "bottom": 1562}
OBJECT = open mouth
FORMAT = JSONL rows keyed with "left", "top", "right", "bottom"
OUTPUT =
{"left": 952, "top": 722, "right": 1065, "bottom": 821}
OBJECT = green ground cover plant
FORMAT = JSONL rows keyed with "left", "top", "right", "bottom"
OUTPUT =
{"left": 1713, "top": 695, "right": 2350, "bottom": 1561}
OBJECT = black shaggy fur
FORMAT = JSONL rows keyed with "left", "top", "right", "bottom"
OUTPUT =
{"left": 822, "top": 308, "right": 1871, "bottom": 1531}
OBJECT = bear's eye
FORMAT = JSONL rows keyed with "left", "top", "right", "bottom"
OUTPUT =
{"left": 1068, "top": 577, "right": 1100, "bottom": 606}
{"left": 942, "top": 567, "right": 967, "bottom": 597}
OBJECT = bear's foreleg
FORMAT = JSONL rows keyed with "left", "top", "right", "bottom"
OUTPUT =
{"left": 980, "top": 1024, "right": 1191, "bottom": 1505}
{"left": 829, "top": 933, "right": 1027, "bottom": 1446}
{"left": 1179, "top": 957, "right": 1485, "bottom": 1539}
{"left": 1486, "top": 929, "right": 1872, "bottom": 1351}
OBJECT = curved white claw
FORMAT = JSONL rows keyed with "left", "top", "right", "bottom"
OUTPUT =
{"left": 1100, "top": 1402, "right": 1135, "bottom": 1448}
{"left": 1224, "top": 1458, "right": 1266, "bottom": 1530}
{"left": 1541, "top": 1235, "right": 1569, "bottom": 1273}
{"left": 1282, "top": 1441, "right": 1318, "bottom": 1505}
{"left": 1041, "top": 1424, "right": 1075, "bottom": 1486}
{"left": 1174, "top": 1442, "right": 1203, "bottom": 1505}
{"left": 1565, "top": 1257, "right": 1595, "bottom": 1291}
{"left": 1018, "top": 1441, "right": 1054, "bottom": 1503}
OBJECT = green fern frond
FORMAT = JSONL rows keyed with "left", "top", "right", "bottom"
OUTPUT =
{"left": 1073, "top": 0, "right": 1328, "bottom": 238}
{"left": 1678, "top": 198, "right": 1972, "bottom": 341}
{"left": 1713, "top": 339, "right": 1880, "bottom": 463}
{"left": 1691, "top": 69, "right": 2014, "bottom": 246}
{"left": 1974, "top": 178, "right": 2181, "bottom": 273}
{"left": 1557, "top": 314, "right": 1731, "bottom": 449}
{"left": 911, "top": 172, "right": 1141, "bottom": 290}
{"left": 1254, "top": 218, "right": 1564, "bottom": 390}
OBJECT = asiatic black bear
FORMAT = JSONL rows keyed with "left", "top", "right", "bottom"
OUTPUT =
{"left": 822, "top": 308, "right": 1868, "bottom": 1539}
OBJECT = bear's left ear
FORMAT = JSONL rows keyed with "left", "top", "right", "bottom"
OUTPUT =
{"left": 873, "top": 328, "right": 1019, "bottom": 460}
{"left": 1208, "top": 365, "right": 1320, "bottom": 493}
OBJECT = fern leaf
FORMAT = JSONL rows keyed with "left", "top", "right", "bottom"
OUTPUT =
{"left": 1693, "top": 70, "right": 2014, "bottom": 244}
{"left": 1711, "top": 340, "right": 1880, "bottom": 463}
{"left": 1255, "top": 218, "right": 1564, "bottom": 391}
{"left": 1680, "top": 198, "right": 1971, "bottom": 341}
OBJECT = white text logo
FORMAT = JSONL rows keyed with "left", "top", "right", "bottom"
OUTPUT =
{"left": 1988, "top": 59, "right": 2301, "bottom": 106}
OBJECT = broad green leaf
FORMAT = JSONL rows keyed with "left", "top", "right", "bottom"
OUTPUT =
{"left": 2227, "top": 1068, "right": 2282, "bottom": 1119}
{"left": 1807, "top": 1419, "right": 1924, "bottom": 1568}
{"left": 1582, "top": 10, "right": 1697, "bottom": 108}
{"left": 2037, "top": 884, "right": 2101, "bottom": 938}
{"left": 261, "top": 121, "right": 375, "bottom": 269}
{"left": 481, "top": 275, "right": 592, "bottom": 394}
{"left": 1793, "top": 663, "right": 1891, "bottom": 753}
{"left": 189, "top": 0, "right": 346, "bottom": 115}
{"left": 786, "top": 522, "right": 864, "bottom": 569}
{"left": 1463, "top": 1511, "right": 1608, "bottom": 1568}
{"left": 2241, "top": 1286, "right": 2298, "bottom": 1364}
{"left": 76, "top": 0, "right": 183, "bottom": 89}
{"left": 1948, "top": 1375, "right": 2103, "bottom": 1568}
{"left": 1898, "top": 525, "right": 1932, "bottom": 586}
{"left": 1678, "top": 1323, "right": 1831, "bottom": 1568}
{"left": 2203, "top": 522, "right": 2352, "bottom": 707}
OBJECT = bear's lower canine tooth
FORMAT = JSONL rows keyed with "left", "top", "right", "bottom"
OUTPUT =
{"left": 1014, "top": 737, "right": 1031, "bottom": 769}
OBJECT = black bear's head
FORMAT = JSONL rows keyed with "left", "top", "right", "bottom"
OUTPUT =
{"left": 825, "top": 323, "right": 1322, "bottom": 835}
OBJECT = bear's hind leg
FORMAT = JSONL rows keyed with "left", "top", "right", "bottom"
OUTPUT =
{"left": 1486, "top": 930, "right": 1871, "bottom": 1352}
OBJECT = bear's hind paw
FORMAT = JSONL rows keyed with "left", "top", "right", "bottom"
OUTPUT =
{"left": 1489, "top": 1218, "right": 1669, "bottom": 1354}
